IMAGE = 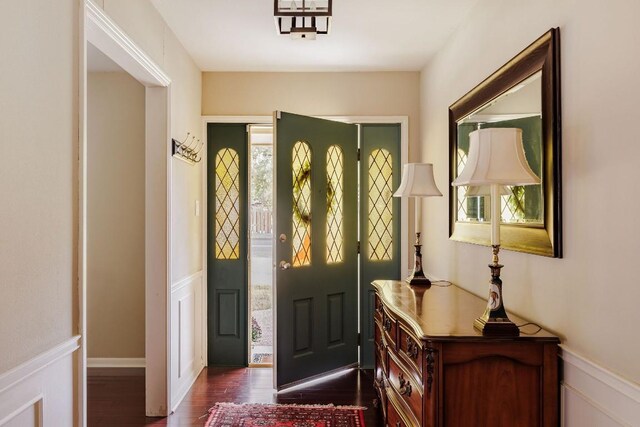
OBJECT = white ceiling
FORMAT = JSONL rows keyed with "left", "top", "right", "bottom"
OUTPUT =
{"left": 151, "top": 0, "right": 480, "bottom": 72}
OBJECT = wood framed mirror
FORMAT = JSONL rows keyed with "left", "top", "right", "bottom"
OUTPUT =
{"left": 449, "top": 28, "right": 561, "bottom": 257}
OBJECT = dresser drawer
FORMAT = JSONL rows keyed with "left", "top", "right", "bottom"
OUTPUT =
{"left": 374, "top": 321, "right": 388, "bottom": 376}
{"left": 381, "top": 308, "right": 398, "bottom": 349}
{"left": 386, "top": 395, "right": 410, "bottom": 427}
{"left": 374, "top": 293, "right": 384, "bottom": 323}
{"left": 373, "top": 369, "right": 388, "bottom": 421}
{"left": 398, "top": 325, "right": 423, "bottom": 383}
{"left": 388, "top": 352, "right": 423, "bottom": 425}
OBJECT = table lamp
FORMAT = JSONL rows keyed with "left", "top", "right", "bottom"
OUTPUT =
{"left": 393, "top": 163, "right": 442, "bottom": 286}
{"left": 452, "top": 128, "right": 540, "bottom": 336}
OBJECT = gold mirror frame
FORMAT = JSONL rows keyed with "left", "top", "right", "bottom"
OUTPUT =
{"left": 449, "top": 28, "right": 562, "bottom": 257}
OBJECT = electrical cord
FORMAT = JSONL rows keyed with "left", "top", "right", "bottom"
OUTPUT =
{"left": 425, "top": 281, "right": 543, "bottom": 334}
{"left": 429, "top": 280, "right": 452, "bottom": 287}
{"left": 516, "top": 322, "right": 543, "bottom": 335}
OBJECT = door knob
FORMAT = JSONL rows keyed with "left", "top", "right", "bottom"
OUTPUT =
{"left": 279, "top": 233, "right": 287, "bottom": 242}
{"left": 279, "top": 261, "right": 292, "bottom": 270}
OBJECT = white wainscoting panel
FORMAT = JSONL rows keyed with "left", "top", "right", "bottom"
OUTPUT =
{"left": 561, "top": 346, "right": 640, "bottom": 427}
{"left": 178, "top": 293, "right": 195, "bottom": 379}
{"left": 0, "top": 336, "right": 79, "bottom": 427}
{"left": 170, "top": 271, "right": 205, "bottom": 412}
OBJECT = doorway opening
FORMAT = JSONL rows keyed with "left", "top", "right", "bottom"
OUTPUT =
{"left": 83, "top": 2, "right": 175, "bottom": 417}
{"left": 85, "top": 42, "right": 146, "bottom": 375}
{"left": 249, "top": 125, "right": 274, "bottom": 366}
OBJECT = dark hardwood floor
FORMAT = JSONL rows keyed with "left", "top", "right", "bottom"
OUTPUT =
{"left": 88, "top": 367, "right": 383, "bottom": 426}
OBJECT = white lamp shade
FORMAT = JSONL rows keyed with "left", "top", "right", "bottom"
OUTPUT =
{"left": 466, "top": 185, "right": 510, "bottom": 197}
{"left": 451, "top": 128, "right": 540, "bottom": 186}
{"left": 393, "top": 163, "right": 443, "bottom": 197}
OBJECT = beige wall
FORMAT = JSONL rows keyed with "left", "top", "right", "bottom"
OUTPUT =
{"left": 0, "top": 0, "right": 202, "bottom": 406}
{"left": 100, "top": 0, "right": 203, "bottom": 283}
{"left": 87, "top": 72, "right": 145, "bottom": 358}
{"left": 420, "top": 0, "right": 640, "bottom": 383}
{"left": 202, "top": 72, "right": 421, "bottom": 159}
{"left": 0, "top": 0, "right": 77, "bottom": 373}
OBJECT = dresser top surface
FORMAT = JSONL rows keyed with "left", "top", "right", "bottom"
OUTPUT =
{"left": 372, "top": 280, "right": 559, "bottom": 342}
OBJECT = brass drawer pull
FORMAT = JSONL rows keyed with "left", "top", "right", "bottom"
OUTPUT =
{"left": 405, "top": 336, "right": 419, "bottom": 359}
{"left": 398, "top": 372, "right": 412, "bottom": 397}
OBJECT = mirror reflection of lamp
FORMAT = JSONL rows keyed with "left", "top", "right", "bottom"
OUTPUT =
{"left": 452, "top": 128, "right": 540, "bottom": 336}
{"left": 393, "top": 163, "right": 442, "bottom": 287}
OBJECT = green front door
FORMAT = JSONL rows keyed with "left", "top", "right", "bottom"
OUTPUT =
{"left": 207, "top": 123, "right": 248, "bottom": 366}
{"left": 359, "top": 124, "right": 402, "bottom": 369}
{"left": 274, "top": 112, "right": 358, "bottom": 389}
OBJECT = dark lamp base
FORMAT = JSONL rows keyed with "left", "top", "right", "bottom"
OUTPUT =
{"left": 405, "top": 274, "right": 431, "bottom": 287}
{"left": 407, "top": 237, "right": 431, "bottom": 287}
{"left": 473, "top": 245, "right": 520, "bottom": 337}
{"left": 473, "top": 316, "right": 519, "bottom": 337}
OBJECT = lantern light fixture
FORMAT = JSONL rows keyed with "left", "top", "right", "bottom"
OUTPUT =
{"left": 274, "top": 0, "right": 332, "bottom": 39}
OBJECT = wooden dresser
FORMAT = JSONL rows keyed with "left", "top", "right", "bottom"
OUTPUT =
{"left": 372, "top": 280, "right": 560, "bottom": 427}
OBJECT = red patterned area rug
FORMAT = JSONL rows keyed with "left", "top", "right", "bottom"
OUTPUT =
{"left": 205, "top": 403, "right": 366, "bottom": 426}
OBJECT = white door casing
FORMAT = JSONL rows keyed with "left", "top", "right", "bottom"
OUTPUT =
{"left": 82, "top": 0, "right": 172, "bottom": 421}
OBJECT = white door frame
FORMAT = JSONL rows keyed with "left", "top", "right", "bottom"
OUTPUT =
{"left": 200, "top": 115, "right": 408, "bottom": 384}
{"left": 79, "top": 1, "right": 173, "bottom": 423}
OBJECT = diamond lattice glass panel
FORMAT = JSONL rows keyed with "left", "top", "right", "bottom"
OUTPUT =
{"left": 501, "top": 186, "right": 526, "bottom": 223}
{"left": 456, "top": 148, "right": 469, "bottom": 221}
{"left": 292, "top": 141, "right": 312, "bottom": 267}
{"left": 368, "top": 149, "right": 393, "bottom": 261}
{"left": 215, "top": 148, "right": 240, "bottom": 260}
{"left": 326, "top": 145, "right": 343, "bottom": 264}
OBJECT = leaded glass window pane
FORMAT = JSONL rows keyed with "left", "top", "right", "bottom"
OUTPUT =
{"left": 368, "top": 149, "right": 393, "bottom": 261}
{"left": 292, "top": 141, "right": 312, "bottom": 267}
{"left": 215, "top": 148, "right": 240, "bottom": 260}
{"left": 456, "top": 148, "right": 469, "bottom": 221}
{"left": 326, "top": 145, "right": 343, "bottom": 264}
{"left": 501, "top": 188, "right": 522, "bottom": 222}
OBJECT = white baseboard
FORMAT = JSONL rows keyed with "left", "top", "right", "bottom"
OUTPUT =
{"left": 560, "top": 345, "right": 640, "bottom": 426}
{"left": 87, "top": 358, "right": 145, "bottom": 368}
{"left": 0, "top": 336, "right": 80, "bottom": 427}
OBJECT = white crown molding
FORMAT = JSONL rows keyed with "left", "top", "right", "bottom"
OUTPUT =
{"left": 85, "top": 0, "right": 170, "bottom": 87}
{"left": 201, "top": 115, "right": 272, "bottom": 125}
{"left": 87, "top": 358, "right": 146, "bottom": 368}
{"left": 0, "top": 336, "right": 80, "bottom": 395}
{"left": 560, "top": 345, "right": 640, "bottom": 425}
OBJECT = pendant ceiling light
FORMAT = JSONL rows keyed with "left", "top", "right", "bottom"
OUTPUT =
{"left": 274, "top": 0, "right": 332, "bottom": 39}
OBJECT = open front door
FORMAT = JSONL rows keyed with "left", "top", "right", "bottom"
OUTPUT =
{"left": 274, "top": 112, "right": 358, "bottom": 389}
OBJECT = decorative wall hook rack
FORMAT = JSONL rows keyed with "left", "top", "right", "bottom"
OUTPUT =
{"left": 172, "top": 132, "right": 202, "bottom": 164}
